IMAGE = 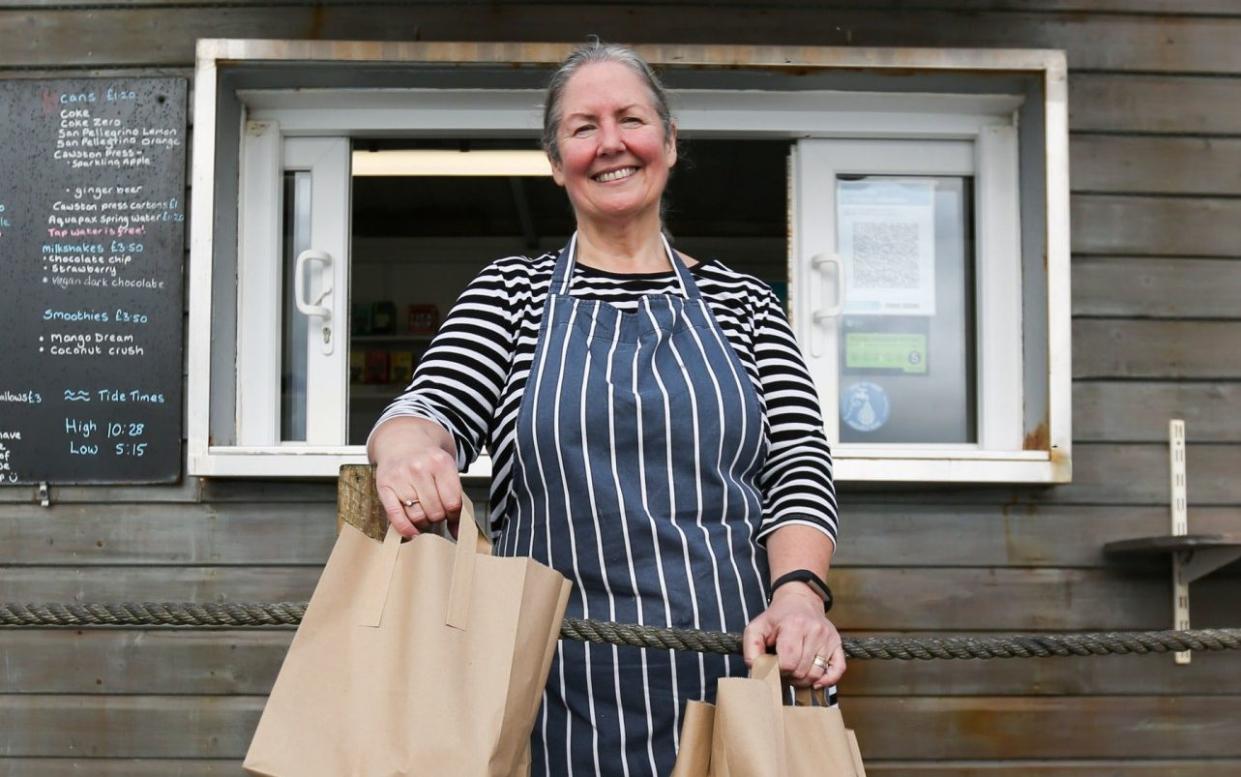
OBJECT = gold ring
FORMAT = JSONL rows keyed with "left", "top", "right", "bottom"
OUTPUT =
{"left": 403, "top": 498, "right": 419, "bottom": 508}
{"left": 813, "top": 655, "right": 829, "bottom": 671}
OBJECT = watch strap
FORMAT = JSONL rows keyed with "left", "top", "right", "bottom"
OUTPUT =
{"left": 769, "top": 569, "right": 833, "bottom": 613}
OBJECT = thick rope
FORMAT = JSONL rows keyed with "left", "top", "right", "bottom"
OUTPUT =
{"left": 3, "top": 602, "right": 1240, "bottom": 660}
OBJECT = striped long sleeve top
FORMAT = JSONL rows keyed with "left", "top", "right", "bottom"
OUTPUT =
{"left": 373, "top": 252, "right": 839, "bottom": 548}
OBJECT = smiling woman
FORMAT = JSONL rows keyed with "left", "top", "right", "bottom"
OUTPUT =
{"left": 546, "top": 57, "right": 677, "bottom": 261}
{"left": 366, "top": 41, "right": 841, "bottom": 777}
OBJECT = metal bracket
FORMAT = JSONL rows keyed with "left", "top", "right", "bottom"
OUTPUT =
{"left": 38, "top": 481, "right": 51, "bottom": 508}
{"left": 1178, "top": 547, "right": 1241, "bottom": 585}
{"left": 1169, "top": 420, "right": 1189, "bottom": 664}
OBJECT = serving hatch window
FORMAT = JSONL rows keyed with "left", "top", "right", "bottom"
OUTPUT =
{"left": 187, "top": 41, "right": 1070, "bottom": 483}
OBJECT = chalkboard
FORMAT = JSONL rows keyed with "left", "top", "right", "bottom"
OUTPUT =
{"left": 0, "top": 79, "right": 187, "bottom": 484}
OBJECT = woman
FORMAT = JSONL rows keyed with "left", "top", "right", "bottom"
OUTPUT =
{"left": 368, "top": 42, "right": 843, "bottom": 777}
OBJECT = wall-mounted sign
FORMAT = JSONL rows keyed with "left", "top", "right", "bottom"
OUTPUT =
{"left": 0, "top": 78, "right": 187, "bottom": 484}
{"left": 837, "top": 178, "right": 937, "bottom": 316}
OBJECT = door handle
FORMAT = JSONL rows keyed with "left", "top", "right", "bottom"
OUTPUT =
{"left": 809, "top": 252, "right": 845, "bottom": 358}
{"left": 294, "top": 248, "right": 334, "bottom": 355}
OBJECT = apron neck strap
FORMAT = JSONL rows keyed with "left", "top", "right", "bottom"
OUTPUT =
{"left": 550, "top": 231, "right": 701, "bottom": 299}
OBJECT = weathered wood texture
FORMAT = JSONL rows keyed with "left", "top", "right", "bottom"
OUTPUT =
{"left": 0, "top": 503, "right": 337, "bottom": 565}
{"left": 1072, "top": 196, "right": 1241, "bottom": 257}
{"left": 1073, "top": 321, "right": 1241, "bottom": 379}
{"left": 7, "top": 628, "right": 1241, "bottom": 696}
{"left": 5, "top": 564, "right": 1238, "bottom": 630}
{"left": 4, "top": 7, "right": 1241, "bottom": 73}
{"left": 1072, "top": 258, "right": 1241, "bottom": 318}
{"left": 0, "top": 479, "right": 200, "bottom": 505}
{"left": 1070, "top": 75, "right": 1241, "bottom": 136}
{"left": 1073, "top": 382, "right": 1241, "bottom": 442}
{"left": 837, "top": 444, "right": 1241, "bottom": 504}
{"left": 12, "top": 502, "right": 1241, "bottom": 568}
{"left": 5, "top": 694, "right": 1241, "bottom": 759}
{"left": 1071, "top": 137, "right": 1241, "bottom": 197}
{"left": 0, "top": 761, "right": 240, "bottom": 777}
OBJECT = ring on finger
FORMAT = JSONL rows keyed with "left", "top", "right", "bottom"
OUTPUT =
{"left": 812, "top": 654, "right": 830, "bottom": 671}
{"left": 403, "top": 497, "right": 420, "bottom": 508}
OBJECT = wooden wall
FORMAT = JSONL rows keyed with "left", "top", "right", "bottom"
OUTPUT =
{"left": 3, "top": 2, "right": 1240, "bottom": 774}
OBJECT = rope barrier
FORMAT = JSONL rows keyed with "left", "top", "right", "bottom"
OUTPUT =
{"left": 4, "top": 602, "right": 1240, "bottom": 660}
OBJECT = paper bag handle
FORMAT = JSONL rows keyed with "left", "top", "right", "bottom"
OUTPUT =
{"left": 358, "top": 494, "right": 490, "bottom": 629}
{"left": 751, "top": 656, "right": 836, "bottom": 708}
{"left": 749, "top": 654, "right": 786, "bottom": 710}
{"left": 358, "top": 523, "right": 404, "bottom": 628}
{"left": 445, "top": 495, "right": 491, "bottom": 631}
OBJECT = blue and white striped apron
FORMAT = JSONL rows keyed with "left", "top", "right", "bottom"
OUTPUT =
{"left": 499, "top": 233, "right": 771, "bottom": 777}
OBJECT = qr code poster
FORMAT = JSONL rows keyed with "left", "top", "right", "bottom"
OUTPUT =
{"left": 837, "top": 179, "right": 937, "bottom": 316}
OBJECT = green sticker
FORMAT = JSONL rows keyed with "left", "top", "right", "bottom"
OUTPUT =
{"left": 845, "top": 333, "right": 928, "bottom": 374}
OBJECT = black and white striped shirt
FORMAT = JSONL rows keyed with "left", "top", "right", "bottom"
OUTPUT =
{"left": 374, "top": 252, "right": 839, "bottom": 548}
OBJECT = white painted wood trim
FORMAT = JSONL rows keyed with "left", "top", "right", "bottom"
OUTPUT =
{"left": 186, "top": 56, "right": 219, "bottom": 471}
{"left": 242, "top": 88, "right": 1022, "bottom": 139}
{"left": 197, "top": 39, "right": 1066, "bottom": 75}
{"left": 1044, "top": 54, "right": 1073, "bottom": 482}
{"left": 235, "top": 120, "right": 283, "bottom": 446}
{"left": 833, "top": 456, "right": 1058, "bottom": 483}
{"left": 283, "top": 138, "right": 351, "bottom": 444}
{"left": 189, "top": 39, "right": 1070, "bottom": 482}
{"left": 975, "top": 124, "right": 1025, "bottom": 451}
{"left": 192, "top": 445, "right": 1049, "bottom": 482}
{"left": 792, "top": 137, "right": 978, "bottom": 449}
{"left": 196, "top": 447, "right": 495, "bottom": 479}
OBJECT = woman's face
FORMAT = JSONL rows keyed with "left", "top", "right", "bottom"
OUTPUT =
{"left": 550, "top": 61, "right": 677, "bottom": 228}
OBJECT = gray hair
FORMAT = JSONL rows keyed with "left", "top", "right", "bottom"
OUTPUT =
{"left": 541, "top": 41, "right": 675, "bottom": 166}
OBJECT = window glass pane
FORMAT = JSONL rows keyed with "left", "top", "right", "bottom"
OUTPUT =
{"left": 836, "top": 176, "right": 976, "bottom": 444}
{"left": 347, "top": 140, "right": 565, "bottom": 446}
{"left": 280, "top": 171, "right": 312, "bottom": 442}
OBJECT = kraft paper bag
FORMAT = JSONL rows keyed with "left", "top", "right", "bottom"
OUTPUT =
{"left": 244, "top": 496, "right": 572, "bottom": 777}
{"left": 785, "top": 688, "right": 866, "bottom": 777}
{"left": 711, "top": 655, "right": 788, "bottom": 777}
{"left": 669, "top": 700, "right": 715, "bottom": 777}
{"left": 672, "top": 654, "right": 867, "bottom": 777}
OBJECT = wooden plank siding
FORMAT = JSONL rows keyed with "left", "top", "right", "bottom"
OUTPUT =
{"left": 1, "top": 2, "right": 1240, "bottom": 775}
{"left": 4, "top": 694, "right": 1241, "bottom": 760}
{"left": 7, "top": 629, "right": 1241, "bottom": 697}
{"left": 5, "top": 6, "right": 1241, "bottom": 73}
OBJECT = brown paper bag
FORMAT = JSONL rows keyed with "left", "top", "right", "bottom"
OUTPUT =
{"left": 672, "top": 655, "right": 867, "bottom": 777}
{"left": 244, "top": 497, "right": 572, "bottom": 777}
{"left": 670, "top": 700, "right": 715, "bottom": 777}
{"left": 786, "top": 688, "right": 866, "bottom": 777}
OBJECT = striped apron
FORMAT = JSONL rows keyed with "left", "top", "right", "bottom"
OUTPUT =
{"left": 499, "top": 233, "right": 771, "bottom": 777}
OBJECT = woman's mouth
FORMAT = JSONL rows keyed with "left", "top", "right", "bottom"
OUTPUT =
{"left": 593, "top": 167, "right": 638, "bottom": 183}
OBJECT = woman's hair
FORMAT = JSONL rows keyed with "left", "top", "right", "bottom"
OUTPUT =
{"left": 541, "top": 40, "right": 675, "bottom": 166}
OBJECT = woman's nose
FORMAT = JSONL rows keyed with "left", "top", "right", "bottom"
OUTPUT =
{"left": 596, "top": 119, "right": 624, "bottom": 155}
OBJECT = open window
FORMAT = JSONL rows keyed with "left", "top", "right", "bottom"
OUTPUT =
{"left": 188, "top": 41, "right": 1070, "bottom": 482}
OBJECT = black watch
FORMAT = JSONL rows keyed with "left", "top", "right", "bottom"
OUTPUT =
{"left": 768, "top": 569, "right": 833, "bottom": 613}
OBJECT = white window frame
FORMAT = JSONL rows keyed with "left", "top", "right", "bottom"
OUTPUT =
{"left": 188, "top": 40, "right": 1070, "bottom": 482}
{"left": 792, "top": 135, "right": 1026, "bottom": 478}
{"left": 236, "top": 129, "right": 351, "bottom": 448}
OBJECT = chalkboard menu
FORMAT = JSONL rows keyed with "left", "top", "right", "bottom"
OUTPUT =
{"left": 0, "top": 79, "right": 187, "bottom": 484}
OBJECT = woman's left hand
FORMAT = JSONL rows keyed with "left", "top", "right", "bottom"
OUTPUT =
{"left": 742, "top": 585, "right": 845, "bottom": 689}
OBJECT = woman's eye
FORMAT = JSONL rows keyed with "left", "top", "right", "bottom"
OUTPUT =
{"left": 572, "top": 125, "right": 594, "bottom": 136}
{"left": 622, "top": 117, "right": 643, "bottom": 126}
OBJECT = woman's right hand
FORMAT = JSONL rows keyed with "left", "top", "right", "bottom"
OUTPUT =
{"left": 368, "top": 416, "right": 463, "bottom": 538}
